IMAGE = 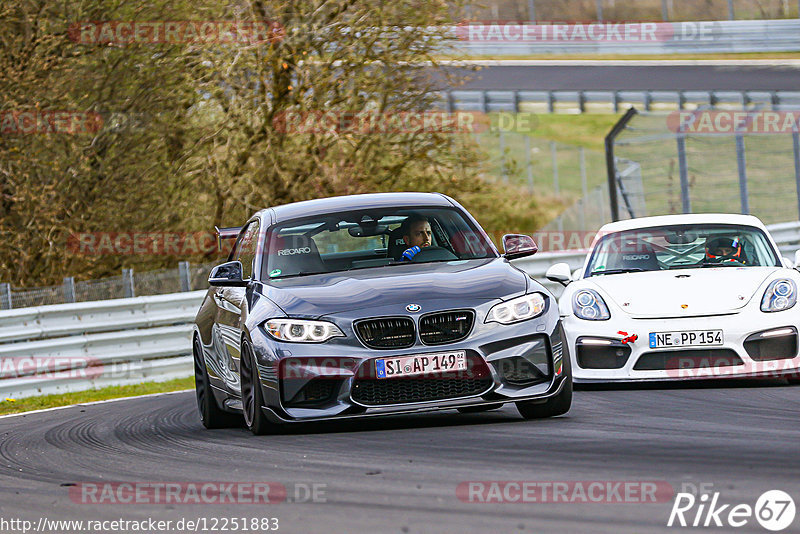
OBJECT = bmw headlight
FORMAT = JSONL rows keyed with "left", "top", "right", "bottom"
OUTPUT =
{"left": 761, "top": 279, "right": 797, "bottom": 312}
{"left": 265, "top": 319, "right": 345, "bottom": 342}
{"left": 486, "top": 293, "right": 546, "bottom": 324}
{"left": 572, "top": 289, "right": 611, "bottom": 321}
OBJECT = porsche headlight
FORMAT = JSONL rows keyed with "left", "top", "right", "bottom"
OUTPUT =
{"left": 761, "top": 279, "right": 797, "bottom": 312}
{"left": 265, "top": 319, "right": 345, "bottom": 342}
{"left": 572, "top": 289, "right": 610, "bottom": 321}
{"left": 486, "top": 293, "right": 546, "bottom": 324}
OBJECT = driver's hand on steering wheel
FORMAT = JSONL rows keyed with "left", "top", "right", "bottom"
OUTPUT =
{"left": 401, "top": 246, "right": 421, "bottom": 261}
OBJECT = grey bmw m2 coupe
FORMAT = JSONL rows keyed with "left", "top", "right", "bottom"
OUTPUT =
{"left": 193, "top": 192, "right": 571, "bottom": 434}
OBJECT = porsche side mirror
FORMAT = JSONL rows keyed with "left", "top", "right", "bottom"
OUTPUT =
{"left": 209, "top": 261, "right": 248, "bottom": 287}
{"left": 546, "top": 263, "right": 573, "bottom": 286}
{"left": 502, "top": 234, "right": 538, "bottom": 260}
{"left": 782, "top": 256, "right": 794, "bottom": 269}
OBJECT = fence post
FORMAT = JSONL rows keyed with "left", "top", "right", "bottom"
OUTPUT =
{"left": 580, "top": 147, "right": 588, "bottom": 229}
{"left": 727, "top": 0, "right": 735, "bottom": 20}
{"left": 525, "top": 135, "right": 534, "bottom": 192}
{"left": 179, "top": 261, "right": 191, "bottom": 292}
{"left": 0, "top": 283, "right": 11, "bottom": 310}
{"left": 550, "top": 141, "right": 559, "bottom": 195}
{"left": 596, "top": 0, "right": 604, "bottom": 21}
{"left": 661, "top": 0, "right": 669, "bottom": 21}
{"left": 63, "top": 277, "right": 76, "bottom": 303}
{"left": 735, "top": 133, "right": 750, "bottom": 214}
{"left": 676, "top": 134, "right": 691, "bottom": 213}
{"left": 122, "top": 268, "right": 135, "bottom": 298}
{"left": 528, "top": 0, "right": 536, "bottom": 22}
{"left": 793, "top": 128, "right": 800, "bottom": 220}
{"left": 499, "top": 131, "right": 509, "bottom": 182}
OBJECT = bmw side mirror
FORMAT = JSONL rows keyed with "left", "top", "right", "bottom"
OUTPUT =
{"left": 502, "top": 234, "right": 538, "bottom": 260}
{"left": 546, "top": 263, "right": 573, "bottom": 286}
{"left": 208, "top": 261, "right": 248, "bottom": 287}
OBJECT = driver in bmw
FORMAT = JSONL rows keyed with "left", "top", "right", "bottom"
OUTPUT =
{"left": 401, "top": 214, "right": 432, "bottom": 261}
{"left": 705, "top": 236, "right": 746, "bottom": 264}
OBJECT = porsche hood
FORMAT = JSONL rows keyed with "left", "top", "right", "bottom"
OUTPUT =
{"left": 588, "top": 267, "right": 781, "bottom": 318}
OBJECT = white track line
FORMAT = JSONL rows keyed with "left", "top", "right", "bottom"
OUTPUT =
{"left": 0, "top": 389, "right": 193, "bottom": 420}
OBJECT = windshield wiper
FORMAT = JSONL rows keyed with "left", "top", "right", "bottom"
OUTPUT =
{"left": 270, "top": 271, "right": 329, "bottom": 279}
{"left": 700, "top": 262, "right": 745, "bottom": 268}
{"left": 590, "top": 268, "right": 646, "bottom": 276}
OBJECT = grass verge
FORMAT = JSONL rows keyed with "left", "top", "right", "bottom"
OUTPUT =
{"left": 0, "top": 376, "right": 194, "bottom": 416}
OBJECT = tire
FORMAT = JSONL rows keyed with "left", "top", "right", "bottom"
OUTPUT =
{"left": 194, "top": 337, "right": 241, "bottom": 429}
{"left": 515, "top": 378, "right": 572, "bottom": 419}
{"left": 240, "top": 340, "right": 275, "bottom": 435}
{"left": 457, "top": 403, "right": 504, "bottom": 414}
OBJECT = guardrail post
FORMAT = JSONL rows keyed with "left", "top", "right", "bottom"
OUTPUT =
{"left": 677, "top": 134, "right": 691, "bottom": 213}
{"left": 643, "top": 91, "right": 652, "bottom": 111}
{"left": 735, "top": 133, "right": 750, "bottom": 214}
{"left": 709, "top": 91, "right": 718, "bottom": 108}
{"left": 0, "top": 283, "right": 11, "bottom": 310}
{"left": 741, "top": 91, "right": 750, "bottom": 108}
{"left": 446, "top": 91, "right": 455, "bottom": 113}
{"left": 771, "top": 91, "right": 780, "bottom": 110}
{"left": 578, "top": 91, "right": 586, "bottom": 113}
{"left": 479, "top": 91, "right": 488, "bottom": 113}
{"left": 513, "top": 90, "right": 521, "bottom": 113}
{"left": 63, "top": 277, "right": 76, "bottom": 303}
{"left": 678, "top": 91, "right": 686, "bottom": 110}
{"left": 122, "top": 268, "right": 135, "bottom": 298}
{"left": 612, "top": 91, "right": 620, "bottom": 113}
{"left": 547, "top": 91, "right": 555, "bottom": 113}
{"left": 179, "top": 262, "right": 191, "bottom": 292}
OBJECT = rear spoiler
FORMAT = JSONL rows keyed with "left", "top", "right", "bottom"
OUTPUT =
{"left": 214, "top": 226, "right": 242, "bottom": 251}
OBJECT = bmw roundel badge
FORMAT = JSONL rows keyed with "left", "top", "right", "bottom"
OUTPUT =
{"left": 406, "top": 303, "right": 421, "bottom": 313}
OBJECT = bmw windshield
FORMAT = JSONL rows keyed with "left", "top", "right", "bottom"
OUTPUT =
{"left": 262, "top": 207, "right": 497, "bottom": 280}
{"left": 585, "top": 224, "right": 781, "bottom": 277}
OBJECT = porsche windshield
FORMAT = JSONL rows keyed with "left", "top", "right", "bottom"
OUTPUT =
{"left": 585, "top": 224, "right": 781, "bottom": 276}
{"left": 263, "top": 207, "right": 497, "bottom": 279}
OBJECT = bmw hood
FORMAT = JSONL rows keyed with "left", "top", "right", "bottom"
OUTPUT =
{"left": 263, "top": 258, "right": 528, "bottom": 317}
{"left": 588, "top": 267, "right": 781, "bottom": 318}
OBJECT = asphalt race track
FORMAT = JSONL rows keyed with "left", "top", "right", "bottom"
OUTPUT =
{"left": 450, "top": 65, "right": 800, "bottom": 91}
{"left": 1, "top": 381, "right": 798, "bottom": 533}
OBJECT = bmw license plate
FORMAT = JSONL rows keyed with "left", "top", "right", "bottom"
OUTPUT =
{"left": 375, "top": 350, "right": 467, "bottom": 379}
{"left": 649, "top": 330, "right": 723, "bottom": 349}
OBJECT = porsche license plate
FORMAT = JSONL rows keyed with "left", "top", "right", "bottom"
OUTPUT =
{"left": 375, "top": 350, "right": 467, "bottom": 379}
{"left": 649, "top": 330, "right": 723, "bottom": 348}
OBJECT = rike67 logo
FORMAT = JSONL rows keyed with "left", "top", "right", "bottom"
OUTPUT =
{"left": 668, "top": 487, "right": 796, "bottom": 531}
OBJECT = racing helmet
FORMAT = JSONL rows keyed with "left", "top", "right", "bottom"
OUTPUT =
{"left": 705, "top": 236, "right": 743, "bottom": 262}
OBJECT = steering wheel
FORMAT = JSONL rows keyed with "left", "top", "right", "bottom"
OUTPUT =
{"left": 410, "top": 246, "right": 458, "bottom": 262}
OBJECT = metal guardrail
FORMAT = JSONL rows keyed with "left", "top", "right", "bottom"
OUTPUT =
{"left": 441, "top": 89, "right": 800, "bottom": 114}
{"left": 3, "top": 220, "right": 800, "bottom": 399}
{"left": 0, "top": 291, "right": 205, "bottom": 399}
{"left": 452, "top": 19, "right": 800, "bottom": 55}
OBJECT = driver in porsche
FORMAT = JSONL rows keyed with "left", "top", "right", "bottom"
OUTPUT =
{"left": 400, "top": 214, "right": 433, "bottom": 261}
{"left": 705, "top": 236, "right": 747, "bottom": 264}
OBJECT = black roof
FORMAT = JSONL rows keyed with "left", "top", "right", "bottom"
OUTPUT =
{"left": 261, "top": 192, "right": 456, "bottom": 224}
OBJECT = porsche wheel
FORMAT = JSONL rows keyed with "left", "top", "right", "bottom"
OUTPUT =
{"left": 194, "top": 337, "right": 241, "bottom": 429}
{"left": 240, "top": 340, "right": 274, "bottom": 435}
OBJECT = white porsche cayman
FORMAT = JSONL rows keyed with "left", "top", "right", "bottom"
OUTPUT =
{"left": 546, "top": 214, "right": 800, "bottom": 382}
